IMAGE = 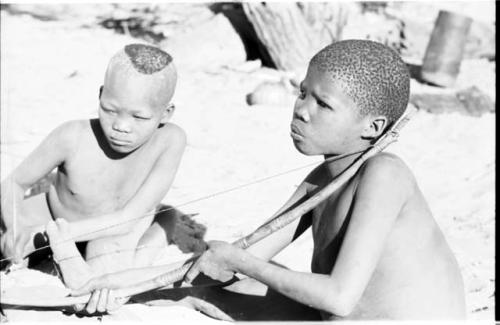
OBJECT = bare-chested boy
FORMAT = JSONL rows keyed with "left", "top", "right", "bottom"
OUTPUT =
{"left": 73, "top": 40, "right": 466, "bottom": 320}
{"left": 0, "top": 44, "right": 186, "bottom": 296}
{"left": 185, "top": 39, "right": 466, "bottom": 320}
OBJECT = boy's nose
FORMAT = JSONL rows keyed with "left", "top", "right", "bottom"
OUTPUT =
{"left": 293, "top": 102, "right": 310, "bottom": 123}
{"left": 112, "top": 118, "right": 131, "bottom": 133}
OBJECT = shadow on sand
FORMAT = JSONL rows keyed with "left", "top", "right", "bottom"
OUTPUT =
{"left": 132, "top": 277, "right": 322, "bottom": 321}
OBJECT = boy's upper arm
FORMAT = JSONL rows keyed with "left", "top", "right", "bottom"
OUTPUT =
{"left": 327, "top": 154, "right": 414, "bottom": 306}
{"left": 245, "top": 173, "right": 313, "bottom": 261}
{"left": 9, "top": 121, "right": 79, "bottom": 189}
{"left": 123, "top": 125, "right": 187, "bottom": 217}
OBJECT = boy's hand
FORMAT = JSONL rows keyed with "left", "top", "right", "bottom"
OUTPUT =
{"left": 71, "top": 275, "right": 128, "bottom": 314}
{"left": 184, "top": 240, "right": 239, "bottom": 284}
{"left": 72, "top": 289, "right": 128, "bottom": 315}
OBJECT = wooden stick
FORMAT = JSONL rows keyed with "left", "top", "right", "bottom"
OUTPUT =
{"left": 0, "top": 105, "right": 417, "bottom": 307}
{"left": 112, "top": 105, "right": 417, "bottom": 297}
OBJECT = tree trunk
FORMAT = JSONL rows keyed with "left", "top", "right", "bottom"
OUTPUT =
{"left": 242, "top": 3, "right": 350, "bottom": 72}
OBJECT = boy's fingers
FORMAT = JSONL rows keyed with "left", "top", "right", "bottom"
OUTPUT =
{"left": 85, "top": 290, "right": 100, "bottom": 314}
{"left": 106, "top": 290, "right": 119, "bottom": 313}
{"left": 106, "top": 290, "right": 126, "bottom": 313}
{"left": 96, "top": 288, "right": 109, "bottom": 313}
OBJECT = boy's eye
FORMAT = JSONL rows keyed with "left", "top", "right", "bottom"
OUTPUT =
{"left": 101, "top": 106, "right": 116, "bottom": 114}
{"left": 317, "top": 99, "right": 331, "bottom": 109}
{"left": 134, "top": 115, "right": 151, "bottom": 120}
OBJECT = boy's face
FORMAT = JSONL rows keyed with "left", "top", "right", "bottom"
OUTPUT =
{"left": 98, "top": 72, "right": 171, "bottom": 154}
{"left": 291, "top": 65, "right": 367, "bottom": 156}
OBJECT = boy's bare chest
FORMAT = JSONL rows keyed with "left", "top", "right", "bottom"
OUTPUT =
{"left": 310, "top": 180, "right": 357, "bottom": 274}
{"left": 60, "top": 140, "right": 158, "bottom": 208}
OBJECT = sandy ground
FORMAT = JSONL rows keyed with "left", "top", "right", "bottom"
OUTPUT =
{"left": 0, "top": 3, "right": 495, "bottom": 322}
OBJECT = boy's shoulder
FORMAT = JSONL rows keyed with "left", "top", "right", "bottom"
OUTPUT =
{"left": 49, "top": 119, "right": 90, "bottom": 143}
{"left": 36, "top": 120, "right": 92, "bottom": 158}
{"left": 152, "top": 122, "right": 187, "bottom": 149}
{"left": 156, "top": 122, "right": 186, "bottom": 138}
{"left": 54, "top": 119, "right": 89, "bottom": 132}
{"left": 305, "top": 152, "right": 414, "bottom": 185}
{"left": 358, "top": 152, "right": 416, "bottom": 195}
{"left": 362, "top": 152, "right": 411, "bottom": 176}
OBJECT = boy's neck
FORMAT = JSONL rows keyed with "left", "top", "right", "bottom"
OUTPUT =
{"left": 90, "top": 119, "right": 137, "bottom": 160}
{"left": 323, "top": 143, "right": 371, "bottom": 178}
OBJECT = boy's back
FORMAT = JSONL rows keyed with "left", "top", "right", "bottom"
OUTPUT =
{"left": 307, "top": 153, "right": 465, "bottom": 320}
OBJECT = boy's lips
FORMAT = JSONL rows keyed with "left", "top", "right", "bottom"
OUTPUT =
{"left": 290, "top": 124, "right": 304, "bottom": 140}
{"left": 110, "top": 137, "right": 131, "bottom": 146}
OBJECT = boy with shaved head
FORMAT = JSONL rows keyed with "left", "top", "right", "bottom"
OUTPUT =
{"left": 1, "top": 44, "right": 186, "bottom": 304}
{"left": 185, "top": 39, "right": 465, "bottom": 320}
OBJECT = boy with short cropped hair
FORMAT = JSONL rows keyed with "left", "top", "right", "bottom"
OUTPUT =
{"left": 183, "top": 39, "right": 466, "bottom": 320}
{"left": 1, "top": 44, "right": 186, "bottom": 294}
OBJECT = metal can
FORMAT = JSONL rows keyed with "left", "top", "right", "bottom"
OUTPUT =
{"left": 421, "top": 10, "right": 472, "bottom": 87}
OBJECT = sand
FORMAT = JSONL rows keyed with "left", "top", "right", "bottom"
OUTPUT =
{"left": 0, "top": 3, "right": 495, "bottom": 322}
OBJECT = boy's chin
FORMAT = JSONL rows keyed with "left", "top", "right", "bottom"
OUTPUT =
{"left": 292, "top": 140, "right": 319, "bottom": 156}
{"left": 108, "top": 141, "right": 138, "bottom": 154}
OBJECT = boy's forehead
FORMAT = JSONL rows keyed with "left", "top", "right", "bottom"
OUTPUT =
{"left": 106, "top": 69, "right": 151, "bottom": 92}
{"left": 306, "top": 65, "right": 347, "bottom": 92}
{"left": 309, "top": 60, "right": 342, "bottom": 80}
{"left": 305, "top": 64, "right": 360, "bottom": 109}
{"left": 103, "top": 73, "right": 167, "bottom": 108}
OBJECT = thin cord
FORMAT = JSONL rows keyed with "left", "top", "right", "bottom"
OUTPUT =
{"left": 0, "top": 148, "right": 367, "bottom": 265}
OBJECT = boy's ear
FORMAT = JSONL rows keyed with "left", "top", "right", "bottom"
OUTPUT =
{"left": 160, "top": 103, "right": 175, "bottom": 124}
{"left": 98, "top": 86, "right": 103, "bottom": 99}
{"left": 361, "top": 115, "right": 388, "bottom": 140}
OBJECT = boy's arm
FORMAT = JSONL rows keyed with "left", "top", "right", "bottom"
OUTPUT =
{"left": 73, "top": 168, "right": 315, "bottom": 294}
{"left": 243, "top": 179, "right": 312, "bottom": 261}
{"left": 69, "top": 127, "right": 314, "bottom": 249}
{"left": 1, "top": 122, "right": 75, "bottom": 257}
{"left": 186, "top": 155, "right": 412, "bottom": 317}
{"left": 67, "top": 125, "right": 187, "bottom": 241}
{"left": 241, "top": 163, "right": 328, "bottom": 261}
{"left": 72, "top": 259, "right": 190, "bottom": 295}
{"left": 122, "top": 126, "right": 187, "bottom": 220}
